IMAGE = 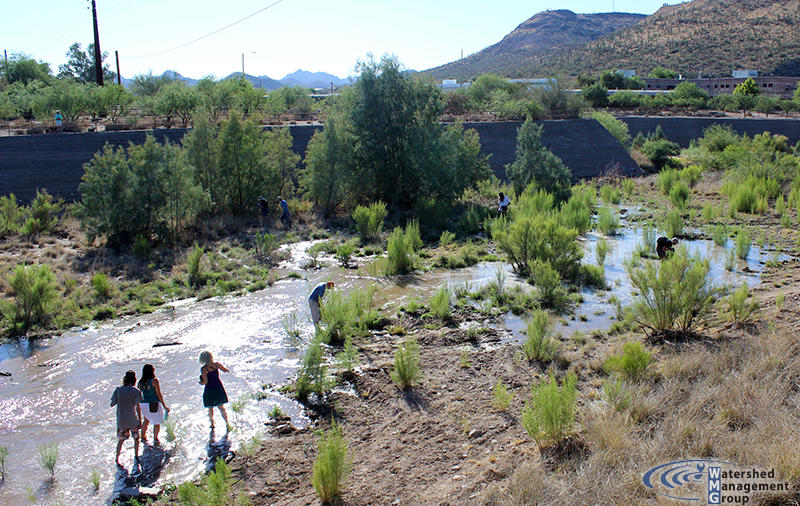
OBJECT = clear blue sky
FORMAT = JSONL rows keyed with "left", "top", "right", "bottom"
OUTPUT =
{"left": 4, "top": 0, "right": 686, "bottom": 80}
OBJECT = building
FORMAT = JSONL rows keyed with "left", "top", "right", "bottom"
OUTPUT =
{"left": 643, "top": 76, "right": 799, "bottom": 99}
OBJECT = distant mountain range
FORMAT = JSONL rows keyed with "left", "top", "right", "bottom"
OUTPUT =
{"left": 428, "top": 0, "right": 800, "bottom": 79}
{"left": 121, "top": 69, "right": 351, "bottom": 90}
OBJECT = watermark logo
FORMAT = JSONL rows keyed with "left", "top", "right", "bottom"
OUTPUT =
{"left": 642, "top": 459, "right": 791, "bottom": 504}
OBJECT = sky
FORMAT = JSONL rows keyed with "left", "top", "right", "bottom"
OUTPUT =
{"left": 4, "top": 0, "right": 687, "bottom": 81}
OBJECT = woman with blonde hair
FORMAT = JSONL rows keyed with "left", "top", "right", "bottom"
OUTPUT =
{"left": 198, "top": 351, "right": 230, "bottom": 430}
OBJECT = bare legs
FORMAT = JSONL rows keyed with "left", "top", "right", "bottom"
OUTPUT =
{"left": 115, "top": 433, "right": 140, "bottom": 466}
{"left": 141, "top": 418, "right": 149, "bottom": 442}
{"left": 207, "top": 406, "right": 231, "bottom": 431}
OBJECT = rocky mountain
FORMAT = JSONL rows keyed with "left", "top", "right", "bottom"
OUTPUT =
{"left": 429, "top": 0, "right": 800, "bottom": 79}
{"left": 427, "top": 9, "right": 646, "bottom": 80}
{"left": 221, "top": 72, "right": 283, "bottom": 90}
{"left": 280, "top": 70, "right": 350, "bottom": 89}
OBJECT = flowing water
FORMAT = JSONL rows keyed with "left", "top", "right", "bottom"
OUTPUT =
{"left": 0, "top": 232, "right": 786, "bottom": 504}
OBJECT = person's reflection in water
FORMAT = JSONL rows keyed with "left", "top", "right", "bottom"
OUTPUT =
{"left": 206, "top": 428, "right": 232, "bottom": 472}
{"left": 137, "top": 443, "right": 171, "bottom": 486}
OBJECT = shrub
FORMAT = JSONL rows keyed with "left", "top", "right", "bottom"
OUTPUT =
{"left": 596, "top": 206, "right": 619, "bottom": 236}
{"left": 641, "top": 139, "right": 680, "bottom": 169}
{"left": 253, "top": 232, "right": 279, "bottom": 264}
{"left": 492, "top": 217, "right": 582, "bottom": 280}
{"left": 621, "top": 178, "right": 636, "bottom": 196}
{"left": 319, "top": 286, "right": 377, "bottom": 345}
{"left": 268, "top": 405, "right": 285, "bottom": 419}
{"left": 492, "top": 380, "right": 514, "bottom": 411}
{"left": 405, "top": 219, "right": 423, "bottom": 251}
{"left": 681, "top": 165, "right": 703, "bottom": 187}
{"left": 600, "top": 185, "right": 620, "bottom": 205}
{"left": 0, "top": 194, "right": 26, "bottom": 236}
{"left": 725, "top": 250, "right": 737, "bottom": 271}
{"left": 165, "top": 418, "right": 178, "bottom": 442}
{"left": 0, "top": 445, "right": 7, "bottom": 482}
{"left": 352, "top": 202, "right": 387, "bottom": 243}
{"left": 636, "top": 225, "right": 657, "bottom": 257}
{"left": 386, "top": 226, "right": 416, "bottom": 275}
{"left": 295, "top": 339, "right": 331, "bottom": 402}
{"left": 603, "top": 377, "right": 631, "bottom": 412}
{"left": 335, "top": 243, "right": 355, "bottom": 268}
{"left": 90, "top": 273, "right": 113, "bottom": 299}
{"left": 735, "top": 228, "right": 752, "bottom": 260}
{"left": 30, "top": 189, "right": 59, "bottom": 233}
{"left": 521, "top": 373, "right": 578, "bottom": 448}
{"left": 177, "top": 458, "right": 234, "bottom": 505}
{"left": 390, "top": 337, "right": 421, "bottom": 389}
{"left": 522, "top": 309, "right": 557, "bottom": 362}
{"left": 430, "top": 285, "right": 452, "bottom": 320}
{"left": 663, "top": 209, "right": 683, "bottom": 238}
{"left": 580, "top": 264, "right": 606, "bottom": 289}
{"left": 186, "top": 244, "right": 205, "bottom": 288}
{"left": 335, "top": 336, "right": 359, "bottom": 373}
{"left": 132, "top": 233, "right": 151, "bottom": 261}
{"left": 531, "top": 260, "right": 568, "bottom": 308}
{"left": 2, "top": 264, "right": 58, "bottom": 331}
{"left": 603, "top": 342, "right": 652, "bottom": 380}
{"left": 627, "top": 249, "right": 715, "bottom": 334}
{"left": 559, "top": 194, "right": 593, "bottom": 234}
{"left": 725, "top": 283, "right": 759, "bottom": 326}
{"left": 669, "top": 181, "right": 690, "bottom": 210}
{"left": 711, "top": 224, "right": 728, "bottom": 246}
{"left": 37, "top": 441, "right": 58, "bottom": 477}
{"left": 439, "top": 230, "right": 455, "bottom": 249}
{"left": 311, "top": 421, "right": 353, "bottom": 504}
{"left": 595, "top": 238, "right": 610, "bottom": 266}
{"left": 776, "top": 194, "right": 786, "bottom": 215}
{"left": 701, "top": 203, "right": 715, "bottom": 222}
{"left": 658, "top": 169, "right": 680, "bottom": 196}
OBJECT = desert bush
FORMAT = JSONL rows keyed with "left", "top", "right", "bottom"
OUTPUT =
{"left": 132, "top": 233, "right": 151, "bottom": 261}
{"left": 492, "top": 217, "right": 582, "bottom": 280}
{"left": 186, "top": 244, "right": 205, "bottom": 288}
{"left": 559, "top": 194, "right": 593, "bottom": 234}
{"left": 658, "top": 169, "right": 680, "bottom": 196}
{"left": 724, "top": 283, "right": 759, "bottom": 326}
{"left": 439, "top": 230, "right": 455, "bottom": 249}
{"left": 521, "top": 373, "right": 578, "bottom": 448}
{"left": 177, "top": 458, "right": 235, "bottom": 505}
{"left": 602, "top": 376, "right": 631, "bottom": 412}
{"left": 390, "top": 337, "right": 421, "bottom": 389}
{"left": 595, "top": 238, "right": 610, "bottom": 266}
{"left": 90, "top": 273, "right": 112, "bottom": 300}
{"left": 600, "top": 185, "right": 620, "bottom": 205}
{"left": 386, "top": 225, "right": 418, "bottom": 275}
{"left": 430, "top": 285, "right": 452, "bottom": 320}
{"left": 37, "top": 441, "right": 58, "bottom": 477}
{"left": 710, "top": 224, "right": 728, "bottom": 246}
{"left": 352, "top": 202, "right": 387, "bottom": 243}
{"left": 627, "top": 249, "right": 715, "bottom": 334}
{"left": 669, "top": 181, "right": 690, "bottom": 210}
{"left": 492, "top": 380, "right": 514, "bottom": 411}
{"left": 681, "top": 165, "right": 703, "bottom": 187}
{"left": 735, "top": 228, "right": 752, "bottom": 260}
{"left": 2, "top": 264, "right": 58, "bottom": 332}
{"left": 642, "top": 139, "right": 680, "bottom": 169}
{"left": 335, "top": 243, "right": 355, "bottom": 268}
{"left": 580, "top": 264, "right": 606, "bottom": 289}
{"left": 621, "top": 178, "right": 636, "bottom": 196}
{"left": 596, "top": 206, "right": 619, "bottom": 236}
{"left": 0, "top": 194, "right": 26, "bottom": 236}
{"left": 603, "top": 342, "right": 652, "bottom": 380}
{"left": 636, "top": 224, "right": 657, "bottom": 257}
{"left": 663, "top": 209, "right": 683, "bottom": 238}
{"left": 30, "top": 189, "right": 60, "bottom": 233}
{"left": 530, "top": 260, "right": 569, "bottom": 308}
{"left": 522, "top": 309, "right": 557, "bottom": 362}
{"left": 253, "top": 232, "right": 279, "bottom": 264}
{"left": 319, "top": 286, "right": 377, "bottom": 345}
{"left": 295, "top": 339, "right": 332, "bottom": 402}
{"left": 311, "top": 421, "right": 353, "bottom": 504}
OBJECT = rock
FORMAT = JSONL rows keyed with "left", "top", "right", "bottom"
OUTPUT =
{"left": 152, "top": 342, "right": 181, "bottom": 348}
{"left": 468, "top": 429, "right": 485, "bottom": 439}
{"left": 0, "top": 372, "right": 11, "bottom": 377}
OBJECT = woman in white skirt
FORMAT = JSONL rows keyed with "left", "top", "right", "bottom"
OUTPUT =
{"left": 138, "top": 364, "right": 170, "bottom": 444}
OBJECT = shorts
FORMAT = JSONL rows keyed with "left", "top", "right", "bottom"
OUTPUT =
{"left": 117, "top": 425, "right": 141, "bottom": 441}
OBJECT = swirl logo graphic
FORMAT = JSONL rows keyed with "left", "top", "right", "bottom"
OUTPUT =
{"left": 642, "top": 459, "right": 732, "bottom": 501}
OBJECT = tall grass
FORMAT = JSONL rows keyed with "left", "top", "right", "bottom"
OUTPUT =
{"left": 735, "top": 228, "right": 752, "bottom": 260}
{"left": 492, "top": 380, "right": 514, "bottom": 411}
{"left": 724, "top": 283, "right": 759, "bottom": 326}
{"left": 595, "top": 238, "right": 610, "bottom": 266}
{"left": 602, "top": 377, "right": 631, "bottom": 412}
{"left": 669, "top": 182, "right": 690, "bottom": 210}
{"left": 658, "top": 169, "right": 679, "bottom": 196}
{"left": 386, "top": 225, "right": 416, "bottom": 275}
{"left": 662, "top": 209, "right": 683, "bottom": 238}
{"left": 37, "top": 441, "right": 58, "bottom": 477}
{"left": 253, "top": 232, "right": 279, "bottom": 264}
{"left": 390, "top": 337, "right": 421, "bottom": 389}
{"left": 521, "top": 373, "right": 578, "bottom": 448}
{"left": 439, "top": 230, "right": 455, "bottom": 249}
{"left": 295, "top": 339, "right": 332, "bottom": 402}
{"left": 88, "top": 469, "right": 100, "bottom": 491}
{"left": 522, "top": 309, "right": 557, "bottom": 362}
{"left": 710, "top": 224, "right": 728, "bottom": 246}
{"left": 603, "top": 342, "right": 652, "bottom": 381}
{"left": 596, "top": 206, "right": 619, "bottom": 236}
{"left": 530, "top": 260, "right": 568, "bottom": 308}
{"left": 430, "top": 285, "right": 452, "bottom": 320}
{"left": 311, "top": 421, "right": 353, "bottom": 503}
{"left": 627, "top": 249, "right": 715, "bottom": 334}
{"left": 636, "top": 225, "right": 657, "bottom": 257}
{"left": 559, "top": 193, "right": 593, "bottom": 234}
{"left": 2, "top": 264, "right": 58, "bottom": 332}
{"left": 621, "top": 178, "right": 636, "bottom": 196}
{"left": 186, "top": 243, "right": 205, "bottom": 288}
{"left": 600, "top": 185, "right": 620, "bottom": 205}
{"left": 319, "top": 286, "right": 377, "bottom": 345}
{"left": 91, "top": 273, "right": 113, "bottom": 299}
{"left": 0, "top": 445, "right": 7, "bottom": 482}
{"left": 352, "top": 202, "right": 387, "bottom": 243}
{"left": 178, "top": 458, "right": 234, "bottom": 505}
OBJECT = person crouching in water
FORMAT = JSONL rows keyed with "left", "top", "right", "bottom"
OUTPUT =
{"left": 309, "top": 281, "right": 334, "bottom": 330}
{"left": 498, "top": 192, "right": 511, "bottom": 216}
{"left": 656, "top": 237, "right": 678, "bottom": 259}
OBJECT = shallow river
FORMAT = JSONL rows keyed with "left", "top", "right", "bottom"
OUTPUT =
{"left": 0, "top": 232, "right": 781, "bottom": 504}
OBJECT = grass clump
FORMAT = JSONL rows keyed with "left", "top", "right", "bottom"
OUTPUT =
{"left": 91, "top": 273, "right": 113, "bottom": 299}
{"left": 88, "top": 469, "right": 100, "bottom": 492}
{"left": 2, "top": 264, "right": 58, "bottom": 333}
{"left": 492, "top": 380, "right": 515, "bottom": 411}
{"left": 600, "top": 185, "right": 620, "bottom": 205}
{"left": 253, "top": 232, "right": 279, "bottom": 264}
{"left": 669, "top": 181, "right": 690, "bottom": 210}
{"left": 603, "top": 342, "right": 652, "bottom": 381}
{"left": 0, "top": 445, "right": 7, "bottom": 482}
{"left": 635, "top": 225, "right": 657, "bottom": 257}
{"left": 658, "top": 169, "right": 680, "bottom": 196}
{"left": 186, "top": 244, "right": 205, "bottom": 288}
{"left": 595, "top": 238, "right": 610, "bottom": 266}
{"left": 439, "top": 230, "right": 455, "bottom": 249}
{"left": 522, "top": 309, "right": 557, "bottom": 362}
{"left": 319, "top": 286, "right": 377, "bottom": 345}
{"left": 390, "top": 337, "right": 421, "bottom": 389}
{"left": 735, "top": 228, "right": 752, "bottom": 260}
{"left": 429, "top": 285, "right": 452, "bottom": 320}
{"left": 530, "top": 260, "right": 569, "bottom": 308}
{"left": 710, "top": 224, "right": 728, "bottom": 247}
{"left": 295, "top": 339, "right": 332, "bottom": 402}
{"left": 602, "top": 376, "right": 631, "bottom": 412}
{"left": 37, "top": 441, "right": 58, "bottom": 477}
{"left": 724, "top": 283, "right": 759, "bottom": 326}
{"left": 521, "top": 373, "right": 578, "bottom": 448}
{"left": 627, "top": 249, "right": 715, "bottom": 334}
{"left": 596, "top": 206, "right": 619, "bottom": 236}
{"left": 621, "top": 178, "right": 636, "bottom": 196}
{"left": 164, "top": 418, "right": 178, "bottom": 443}
{"left": 311, "top": 421, "right": 353, "bottom": 504}
{"left": 386, "top": 222, "right": 420, "bottom": 275}
{"left": 177, "top": 458, "right": 236, "bottom": 505}
{"left": 352, "top": 201, "right": 387, "bottom": 243}
{"left": 268, "top": 405, "right": 285, "bottom": 419}
{"left": 662, "top": 209, "right": 683, "bottom": 238}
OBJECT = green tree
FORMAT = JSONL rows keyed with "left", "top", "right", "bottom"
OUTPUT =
{"left": 196, "top": 77, "right": 239, "bottom": 123}
{"left": 640, "top": 139, "right": 680, "bottom": 169}
{"left": 583, "top": 83, "right": 609, "bottom": 107}
{"left": 154, "top": 82, "right": 198, "bottom": 127}
{"left": 506, "top": 120, "right": 571, "bottom": 201}
{"left": 182, "top": 111, "right": 219, "bottom": 204}
{"left": 98, "top": 84, "right": 133, "bottom": 123}
{"left": 3, "top": 53, "right": 51, "bottom": 85}
{"left": 734, "top": 77, "right": 760, "bottom": 97}
{"left": 599, "top": 70, "right": 626, "bottom": 90}
{"left": 264, "top": 86, "right": 313, "bottom": 114}
{"left": 31, "top": 81, "right": 94, "bottom": 121}
{"left": 671, "top": 82, "right": 709, "bottom": 108}
{"left": 130, "top": 71, "right": 177, "bottom": 96}
{"left": 648, "top": 67, "right": 678, "bottom": 78}
{"left": 159, "top": 142, "right": 211, "bottom": 242}
{"left": 263, "top": 127, "right": 301, "bottom": 194}
{"left": 302, "top": 116, "right": 356, "bottom": 215}
{"left": 754, "top": 96, "right": 777, "bottom": 117}
{"left": 57, "top": 42, "right": 115, "bottom": 84}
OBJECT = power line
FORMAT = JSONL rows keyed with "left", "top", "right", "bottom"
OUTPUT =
{"left": 122, "top": 0, "right": 286, "bottom": 59}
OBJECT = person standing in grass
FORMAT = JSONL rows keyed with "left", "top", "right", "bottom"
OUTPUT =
{"left": 111, "top": 370, "right": 142, "bottom": 467}
{"left": 199, "top": 351, "right": 230, "bottom": 431}
{"left": 257, "top": 196, "right": 270, "bottom": 228}
{"left": 308, "top": 281, "right": 334, "bottom": 329}
{"left": 138, "top": 364, "right": 170, "bottom": 445}
{"left": 278, "top": 196, "right": 291, "bottom": 228}
{"left": 498, "top": 192, "right": 511, "bottom": 216}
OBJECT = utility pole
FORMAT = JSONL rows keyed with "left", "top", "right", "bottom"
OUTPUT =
{"left": 91, "top": 0, "right": 104, "bottom": 86}
{"left": 3, "top": 50, "right": 8, "bottom": 81}
{"left": 115, "top": 50, "right": 121, "bottom": 85}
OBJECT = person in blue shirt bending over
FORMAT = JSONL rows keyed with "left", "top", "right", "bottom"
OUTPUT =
{"left": 308, "top": 281, "right": 334, "bottom": 329}
{"left": 278, "top": 196, "right": 291, "bottom": 228}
